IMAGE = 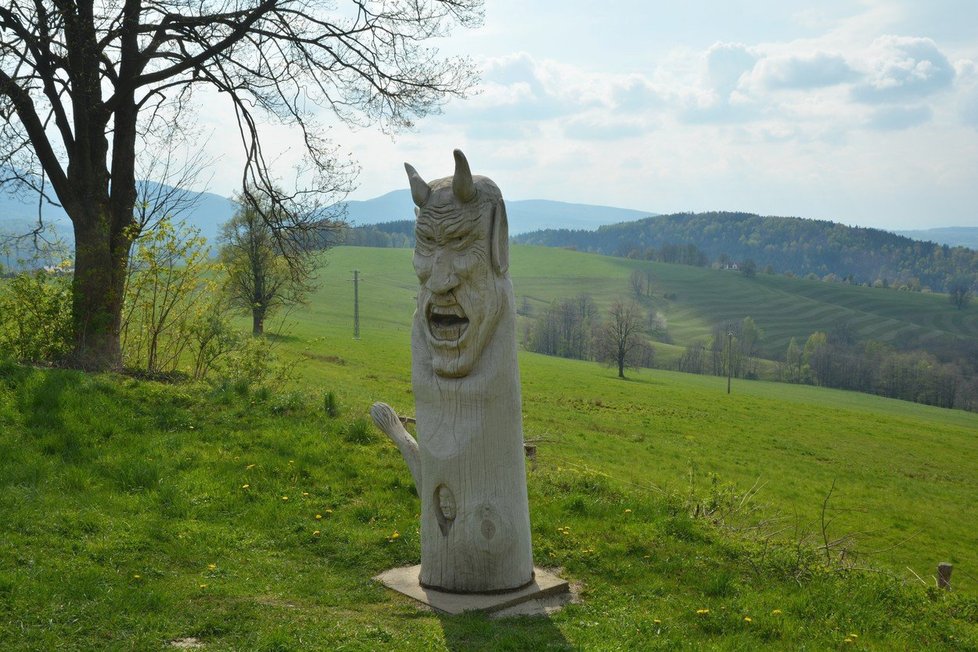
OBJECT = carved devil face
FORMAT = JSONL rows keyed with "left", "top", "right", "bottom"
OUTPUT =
{"left": 406, "top": 150, "right": 510, "bottom": 378}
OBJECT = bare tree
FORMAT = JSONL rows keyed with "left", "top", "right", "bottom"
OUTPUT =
{"left": 219, "top": 193, "right": 334, "bottom": 335}
{"left": 0, "top": 0, "right": 482, "bottom": 369}
{"left": 629, "top": 269, "right": 645, "bottom": 298}
{"left": 595, "top": 299, "right": 649, "bottom": 379}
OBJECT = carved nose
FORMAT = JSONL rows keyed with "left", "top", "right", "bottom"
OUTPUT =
{"left": 429, "top": 254, "right": 458, "bottom": 294}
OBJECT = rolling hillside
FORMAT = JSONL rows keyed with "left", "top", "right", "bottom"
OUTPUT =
{"left": 515, "top": 212, "right": 978, "bottom": 294}
{"left": 504, "top": 245, "right": 978, "bottom": 357}
{"left": 339, "top": 189, "right": 656, "bottom": 234}
{"left": 3, "top": 244, "right": 978, "bottom": 648}
{"left": 315, "top": 245, "right": 978, "bottom": 412}
{"left": 287, "top": 245, "right": 978, "bottom": 580}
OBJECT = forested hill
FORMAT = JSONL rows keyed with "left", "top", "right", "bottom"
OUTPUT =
{"left": 514, "top": 212, "right": 978, "bottom": 293}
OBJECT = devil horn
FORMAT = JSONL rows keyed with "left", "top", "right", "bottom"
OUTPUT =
{"left": 452, "top": 149, "right": 476, "bottom": 203}
{"left": 405, "top": 162, "right": 430, "bottom": 207}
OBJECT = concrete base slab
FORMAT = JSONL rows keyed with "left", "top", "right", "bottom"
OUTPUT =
{"left": 374, "top": 565, "right": 570, "bottom": 616}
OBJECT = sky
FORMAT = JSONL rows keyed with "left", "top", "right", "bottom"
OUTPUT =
{"left": 196, "top": 0, "right": 978, "bottom": 231}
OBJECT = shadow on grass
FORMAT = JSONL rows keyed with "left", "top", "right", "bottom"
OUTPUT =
{"left": 4, "top": 366, "right": 90, "bottom": 463}
{"left": 437, "top": 611, "right": 571, "bottom": 651}
{"left": 264, "top": 332, "right": 302, "bottom": 344}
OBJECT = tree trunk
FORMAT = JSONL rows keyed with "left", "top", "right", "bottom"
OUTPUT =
{"left": 70, "top": 214, "right": 128, "bottom": 370}
{"left": 618, "top": 357, "right": 625, "bottom": 378}
{"left": 252, "top": 307, "right": 265, "bottom": 336}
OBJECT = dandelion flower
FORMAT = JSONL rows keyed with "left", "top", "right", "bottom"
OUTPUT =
{"left": 246, "top": 464, "right": 255, "bottom": 470}
{"left": 653, "top": 619, "right": 662, "bottom": 625}
{"left": 743, "top": 616, "right": 752, "bottom": 623}
{"left": 281, "top": 496, "right": 289, "bottom": 501}
{"left": 391, "top": 531, "right": 400, "bottom": 539}
{"left": 302, "top": 492, "right": 309, "bottom": 497}
{"left": 241, "top": 484, "right": 250, "bottom": 489}
{"left": 315, "top": 514, "right": 322, "bottom": 520}
{"left": 771, "top": 609, "right": 782, "bottom": 615}
{"left": 325, "top": 509, "right": 333, "bottom": 514}
{"left": 843, "top": 638, "right": 853, "bottom": 644}
{"left": 696, "top": 609, "right": 710, "bottom": 615}
{"left": 132, "top": 574, "right": 141, "bottom": 579}
{"left": 199, "top": 584, "right": 208, "bottom": 589}
{"left": 848, "top": 634, "right": 858, "bottom": 639}
{"left": 313, "top": 530, "right": 321, "bottom": 537}
{"left": 624, "top": 508, "right": 632, "bottom": 514}
{"left": 208, "top": 564, "right": 217, "bottom": 570}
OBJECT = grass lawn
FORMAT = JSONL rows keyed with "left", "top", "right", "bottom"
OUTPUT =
{"left": 2, "top": 245, "right": 977, "bottom": 649}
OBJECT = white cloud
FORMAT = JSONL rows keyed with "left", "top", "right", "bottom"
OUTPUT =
{"left": 866, "top": 104, "right": 933, "bottom": 130}
{"left": 754, "top": 52, "right": 857, "bottom": 89}
{"left": 322, "top": 5, "right": 978, "bottom": 230}
{"left": 611, "top": 76, "right": 663, "bottom": 112}
{"left": 705, "top": 42, "right": 758, "bottom": 96}
{"left": 852, "top": 35, "right": 955, "bottom": 102}
{"left": 563, "top": 115, "right": 651, "bottom": 141}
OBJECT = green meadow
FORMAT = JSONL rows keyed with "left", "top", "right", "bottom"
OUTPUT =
{"left": 2, "top": 245, "right": 977, "bottom": 650}
{"left": 509, "top": 245, "right": 978, "bottom": 356}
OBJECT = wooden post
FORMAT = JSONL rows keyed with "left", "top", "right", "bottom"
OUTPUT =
{"left": 938, "top": 562, "right": 953, "bottom": 590}
{"left": 726, "top": 331, "right": 732, "bottom": 394}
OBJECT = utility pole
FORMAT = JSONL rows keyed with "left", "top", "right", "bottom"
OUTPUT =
{"left": 726, "top": 331, "right": 733, "bottom": 394}
{"left": 351, "top": 269, "right": 360, "bottom": 340}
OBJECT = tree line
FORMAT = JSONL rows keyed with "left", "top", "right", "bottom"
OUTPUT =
{"left": 673, "top": 320, "right": 978, "bottom": 412}
{"left": 521, "top": 294, "right": 658, "bottom": 378}
{"left": 514, "top": 212, "right": 978, "bottom": 295}
{"left": 337, "top": 220, "right": 416, "bottom": 249}
{"left": 520, "top": 274, "right": 978, "bottom": 412}
{"left": 777, "top": 329, "right": 978, "bottom": 411}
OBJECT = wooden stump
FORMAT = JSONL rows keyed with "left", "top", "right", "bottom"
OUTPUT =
{"left": 938, "top": 562, "right": 953, "bottom": 590}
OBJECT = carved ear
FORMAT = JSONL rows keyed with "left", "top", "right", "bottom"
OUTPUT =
{"left": 452, "top": 149, "right": 476, "bottom": 203}
{"left": 491, "top": 199, "right": 509, "bottom": 276}
{"left": 404, "top": 162, "right": 430, "bottom": 207}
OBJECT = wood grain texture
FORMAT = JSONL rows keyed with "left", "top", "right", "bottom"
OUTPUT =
{"left": 372, "top": 150, "right": 534, "bottom": 593}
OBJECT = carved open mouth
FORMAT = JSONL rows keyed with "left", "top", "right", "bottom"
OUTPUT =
{"left": 427, "top": 304, "right": 470, "bottom": 342}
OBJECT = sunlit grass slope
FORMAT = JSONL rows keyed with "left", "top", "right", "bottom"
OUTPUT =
{"left": 3, "top": 360, "right": 977, "bottom": 650}
{"left": 291, "top": 246, "right": 978, "bottom": 582}
{"left": 3, "top": 244, "right": 978, "bottom": 650}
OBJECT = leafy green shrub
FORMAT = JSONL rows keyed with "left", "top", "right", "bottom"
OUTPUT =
{"left": 121, "top": 218, "right": 217, "bottom": 374}
{"left": 188, "top": 303, "right": 241, "bottom": 381}
{"left": 0, "top": 270, "right": 72, "bottom": 362}
{"left": 216, "top": 335, "right": 291, "bottom": 392}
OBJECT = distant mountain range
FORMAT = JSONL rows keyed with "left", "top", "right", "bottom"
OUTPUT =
{"left": 340, "top": 189, "right": 656, "bottom": 234}
{"left": 893, "top": 227, "right": 978, "bottom": 250}
{"left": 1, "top": 185, "right": 652, "bottom": 247}
{"left": 0, "top": 184, "right": 236, "bottom": 248}
{"left": 3, "top": 181, "right": 975, "bottom": 260}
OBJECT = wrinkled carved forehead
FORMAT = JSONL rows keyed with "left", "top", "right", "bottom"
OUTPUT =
{"left": 416, "top": 175, "right": 501, "bottom": 232}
